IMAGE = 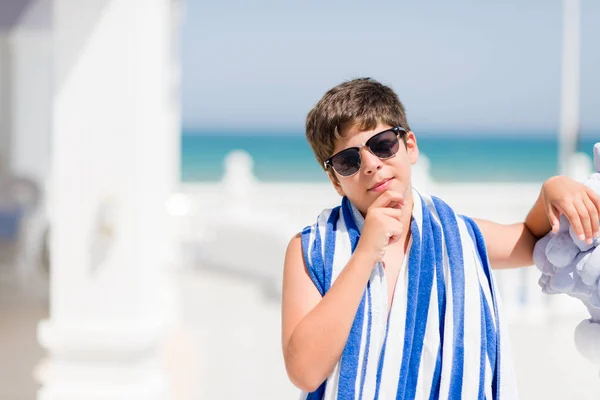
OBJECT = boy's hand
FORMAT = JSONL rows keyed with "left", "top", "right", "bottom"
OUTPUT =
{"left": 543, "top": 175, "right": 600, "bottom": 244}
{"left": 355, "top": 191, "right": 404, "bottom": 263}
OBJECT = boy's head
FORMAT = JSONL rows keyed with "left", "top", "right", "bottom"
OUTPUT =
{"left": 306, "top": 77, "right": 419, "bottom": 214}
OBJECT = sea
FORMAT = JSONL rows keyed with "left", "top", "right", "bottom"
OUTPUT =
{"left": 181, "top": 131, "right": 599, "bottom": 183}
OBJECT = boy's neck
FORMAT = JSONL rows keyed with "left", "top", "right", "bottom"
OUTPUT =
{"left": 400, "top": 194, "right": 414, "bottom": 254}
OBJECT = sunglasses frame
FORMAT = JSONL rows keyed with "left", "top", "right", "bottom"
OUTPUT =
{"left": 323, "top": 126, "right": 407, "bottom": 177}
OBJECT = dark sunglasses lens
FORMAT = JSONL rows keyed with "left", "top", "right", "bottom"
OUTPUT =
{"left": 370, "top": 130, "right": 399, "bottom": 158}
{"left": 331, "top": 149, "right": 361, "bottom": 176}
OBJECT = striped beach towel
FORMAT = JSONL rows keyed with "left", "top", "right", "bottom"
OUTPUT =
{"left": 300, "top": 188, "right": 518, "bottom": 399}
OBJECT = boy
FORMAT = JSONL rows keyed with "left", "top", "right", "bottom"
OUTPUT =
{"left": 281, "top": 78, "right": 600, "bottom": 399}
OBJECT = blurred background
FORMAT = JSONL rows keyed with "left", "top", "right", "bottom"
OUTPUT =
{"left": 1, "top": 0, "right": 599, "bottom": 399}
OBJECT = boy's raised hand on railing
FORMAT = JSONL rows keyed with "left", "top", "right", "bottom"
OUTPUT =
{"left": 542, "top": 175, "right": 600, "bottom": 245}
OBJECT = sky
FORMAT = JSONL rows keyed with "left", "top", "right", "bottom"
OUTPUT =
{"left": 181, "top": 1, "right": 600, "bottom": 136}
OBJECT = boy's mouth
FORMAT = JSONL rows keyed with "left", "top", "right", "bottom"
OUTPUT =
{"left": 368, "top": 177, "right": 393, "bottom": 192}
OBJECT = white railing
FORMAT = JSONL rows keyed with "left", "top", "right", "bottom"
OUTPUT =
{"left": 169, "top": 150, "right": 596, "bottom": 322}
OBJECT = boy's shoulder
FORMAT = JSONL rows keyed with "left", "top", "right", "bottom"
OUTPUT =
{"left": 303, "top": 204, "right": 343, "bottom": 228}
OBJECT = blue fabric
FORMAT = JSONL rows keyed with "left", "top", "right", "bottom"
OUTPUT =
{"left": 461, "top": 215, "right": 502, "bottom": 400}
{"left": 398, "top": 197, "right": 434, "bottom": 400}
{"left": 300, "top": 193, "right": 505, "bottom": 399}
{"left": 432, "top": 196, "right": 466, "bottom": 399}
{"left": 336, "top": 198, "right": 364, "bottom": 400}
{"left": 358, "top": 283, "right": 373, "bottom": 400}
{"left": 0, "top": 207, "right": 22, "bottom": 240}
{"left": 374, "top": 312, "right": 392, "bottom": 399}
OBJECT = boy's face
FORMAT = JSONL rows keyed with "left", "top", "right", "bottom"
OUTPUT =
{"left": 327, "top": 123, "right": 419, "bottom": 215}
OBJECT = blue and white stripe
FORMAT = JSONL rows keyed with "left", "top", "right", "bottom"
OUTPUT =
{"left": 299, "top": 189, "right": 518, "bottom": 399}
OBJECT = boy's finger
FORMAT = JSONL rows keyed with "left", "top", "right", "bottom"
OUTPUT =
{"left": 561, "top": 203, "right": 585, "bottom": 241}
{"left": 546, "top": 202, "right": 560, "bottom": 232}
{"left": 387, "top": 220, "right": 404, "bottom": 244}
{"left": 388, "top": 201, "right": 403, "bottom": 209}
{"left": 380, "top": 208, "right": 403, "bottom": 221}
{"left": 583, "top": 195, "right": 600, "bottom": 237}
{"left": 586, "top": 187, "right": 600, "bottom": 215}
{"left": 574, "top": 199, "right": 593, "bottom": 243}
{"left": 372, "top": 191, "right": 404, "bottom": 209}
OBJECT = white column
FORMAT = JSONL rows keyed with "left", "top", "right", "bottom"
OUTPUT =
{"left": 36, "top": 0, "right": 181, "bottom": 398}
{"left": 559, "top": 0, "right": 581, "bottom": 177}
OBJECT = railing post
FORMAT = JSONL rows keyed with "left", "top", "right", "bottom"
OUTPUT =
{"left": 222, "top": 150, "right": 256, "bottom": 218}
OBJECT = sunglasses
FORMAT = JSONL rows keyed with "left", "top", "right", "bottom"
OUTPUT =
{"left": 323, "top": 126, "right": 406, "bottom": 177}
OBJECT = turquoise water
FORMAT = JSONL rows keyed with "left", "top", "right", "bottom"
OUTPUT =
{"left": 181, "top": 131, "right": 599, "bottom": 183}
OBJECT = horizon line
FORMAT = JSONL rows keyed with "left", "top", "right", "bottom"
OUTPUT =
{"left": 181, "top": 128, "right": 600, "bottom": 138}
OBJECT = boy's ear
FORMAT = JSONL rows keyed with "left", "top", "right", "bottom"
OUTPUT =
{"left": 327, "top": 170, "right": 345, "bottom": 197}
{"left": 405, "top": 131, "right": 419, "bottom": 165}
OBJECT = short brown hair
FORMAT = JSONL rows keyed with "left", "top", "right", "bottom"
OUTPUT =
{"left": 306, "top": 77, "right": 411, "bottom": 171}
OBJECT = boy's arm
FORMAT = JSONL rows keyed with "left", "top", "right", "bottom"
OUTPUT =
{"left": 474, "top": 176, "right": 600, "bottom": 270}
{"left": 281, "top": 234, "right": 377, "bottom": 392}
{"left": 470, "top": 219, "right": 536, "bottom": 269}
{"left": 281, "top": 191, "right": 404, "bottom": 391}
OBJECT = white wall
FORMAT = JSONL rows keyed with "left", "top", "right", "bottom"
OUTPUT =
{"left": 7, "top": 31, "right": 52, "bottom": 186}
{"left": 0, "top": 0, "right": 52, "bottom": 185}
{"left": 178, "top": 176, "right": 588, "bottom": 321}
{"left": 0, "top": 34, "right": 10, "bottom": 178}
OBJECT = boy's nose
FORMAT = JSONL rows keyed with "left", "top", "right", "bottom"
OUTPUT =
{"left": 360, "top": 147, "right": 383, "bottom": 175}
